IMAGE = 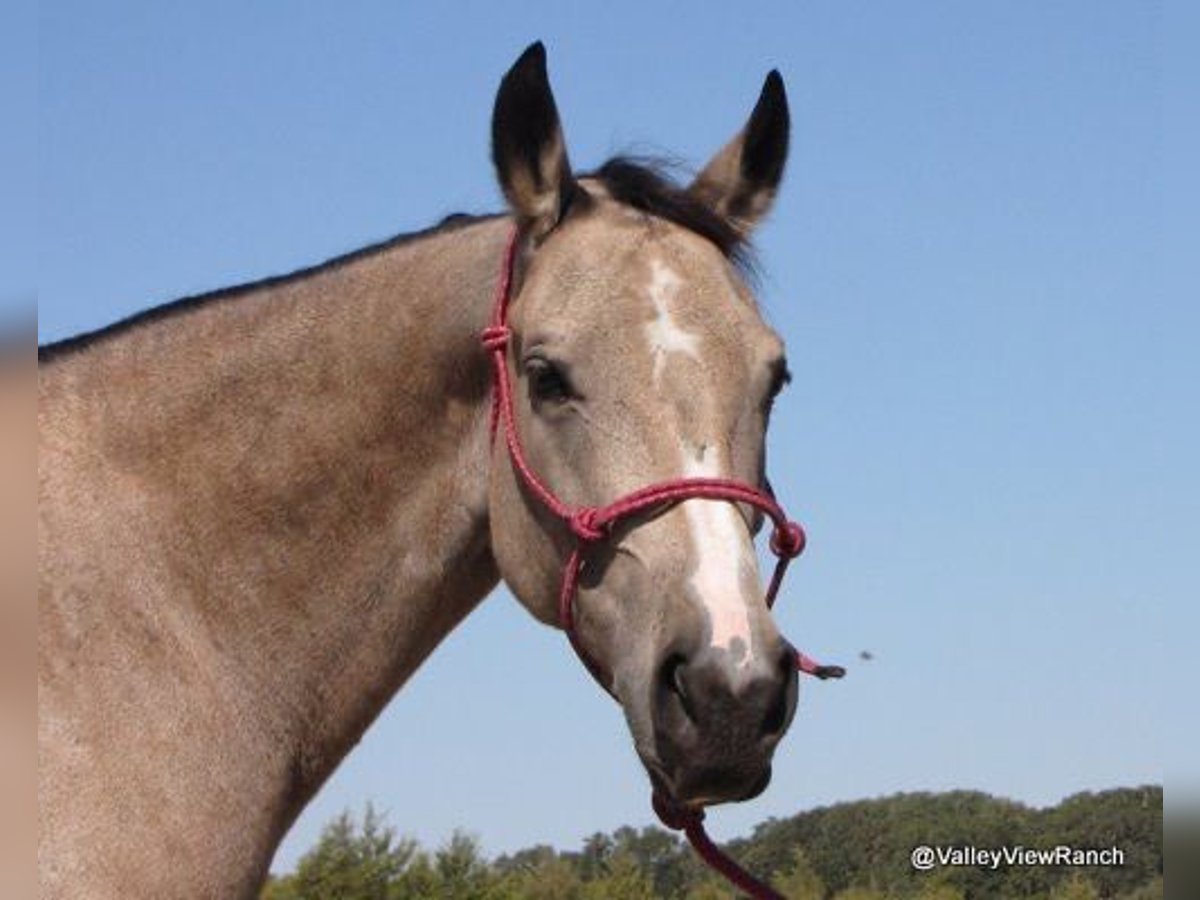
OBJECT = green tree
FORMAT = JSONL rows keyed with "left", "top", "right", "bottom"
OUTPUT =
{"left": 580, "top": 851, "right": 657, "bottom": 900}
{"left": 260, "top": 874, "right": 299, "bottom": 900}
{"left": 773, "top": 847, "right": 825, "bottom": 900}
{"left": 579, "top": 832, "right": 615, "bottom": 882}
{"left": 830, "top": 887, "right": 886, "bottom": 900}
{"left": 389, "top": 852, "right": 439, "bottom": 900}
{"left": 432, "top": 831, "right": 497, "bottom": 899}
{"left": 609, "top": 825, "right": 691, "bottom": 897}
{"left": 913, "top": 882, "right": 965, "bottom": 900}
{"left": 496, "top": 853, "right": 583, "bottom": 899}
{"left": 1119, "top": 875, "right": 1163, "bottom": 899}
{"left": 1050, "top": 873, "right": 1101, "bottom": 900}
{"left": 683, "top": 877, "right": 734, "bottom": 899}
{"left": 276, "top": 805, "right": 416, "bottom": 900}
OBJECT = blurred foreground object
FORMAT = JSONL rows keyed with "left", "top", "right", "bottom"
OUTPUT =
{"left": 0, "top": 327, "right": 36, "bottom": 899}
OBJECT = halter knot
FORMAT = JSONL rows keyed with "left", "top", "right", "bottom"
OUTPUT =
{"left": 568, "top": 508, "right": 606, "bottom": 543}
{"left": 480, "top": 325, "right": 510, "bottom": 352}
{"left": 769, "top": 520, "right": 807, "bottom": 559}
{"left": 652, "top": 791, "right": 704, "bottom": 832}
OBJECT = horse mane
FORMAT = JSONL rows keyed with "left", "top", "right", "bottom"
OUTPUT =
{"left": 583, "top": 156, "right": 756, "bottom": 276}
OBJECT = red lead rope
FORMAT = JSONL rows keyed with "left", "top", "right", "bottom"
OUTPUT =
{"left": 483, "top": 227, "right": 843, "bottom": 899}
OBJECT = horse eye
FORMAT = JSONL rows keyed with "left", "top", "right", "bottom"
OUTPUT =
{"left": 526, "top": 358, "right": 572, "bottom": 405}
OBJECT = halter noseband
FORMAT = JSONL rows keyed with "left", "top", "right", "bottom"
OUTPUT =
{"left": 482, "top": 226, "right": 842, "bottom": 900}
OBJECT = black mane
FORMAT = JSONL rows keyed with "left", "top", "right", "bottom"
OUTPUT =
{"left": 584, "top": 156, "right": 755, "bottom": 274}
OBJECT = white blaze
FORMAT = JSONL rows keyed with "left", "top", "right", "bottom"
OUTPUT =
{"left": 682, "top": 446, "right": 756, "bottom": 665}
{"left": 643, "top": 259, "right": 700, "bottom": 385}
{"left": 642, "top": 258, "right": 754, "bottom": 663}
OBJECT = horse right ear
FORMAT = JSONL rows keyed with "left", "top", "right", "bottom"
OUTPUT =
{"left": 688, "top": 70, "right": 790, "bottom": 237}
{"left": 491, "top": 42, "right": 574, "bottom": 240}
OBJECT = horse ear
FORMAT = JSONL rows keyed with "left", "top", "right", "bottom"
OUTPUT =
{"left": 491, "top": 42, "right": 574, "bottom": 239}
{"left": 689, "top": 71, "right": 790, "bottom": 236}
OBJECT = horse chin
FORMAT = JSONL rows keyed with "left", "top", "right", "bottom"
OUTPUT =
{"left": 638, "top": 750, "right": 774, "bottom": 810}
{"left": 619, "top": 691, "right": 776, "bottom": 810}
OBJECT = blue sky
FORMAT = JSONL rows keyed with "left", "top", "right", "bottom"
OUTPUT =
{"left": 37, "top": 1, "right": 1192, "bottom": 873}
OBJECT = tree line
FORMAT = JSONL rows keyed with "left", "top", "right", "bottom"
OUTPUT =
{"left": 262, "top": 785, "right": 1162, "bottom": 899}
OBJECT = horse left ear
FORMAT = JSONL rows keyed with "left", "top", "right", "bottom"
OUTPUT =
{"left": 491, "top": 42, "right": 574, "bottom": 240}
{"left": 689, "top": 71, "right": 790, "bottom": 236}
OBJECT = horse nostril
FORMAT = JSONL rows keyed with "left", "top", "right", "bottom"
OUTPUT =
{"left": 760, "top": 650, "right": 795, "bottom": 738}
{"left": 659, "top": 653, "right": 697, "bottom": 724}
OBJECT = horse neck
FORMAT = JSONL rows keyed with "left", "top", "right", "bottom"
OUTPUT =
{"left": 44, "top": 215, "right": 508, "bottom": 815}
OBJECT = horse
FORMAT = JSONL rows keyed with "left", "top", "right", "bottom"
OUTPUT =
{"left": 39, "top": 42, "right": 819, "bottom": 897}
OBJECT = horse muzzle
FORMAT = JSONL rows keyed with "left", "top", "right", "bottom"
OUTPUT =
{"left": 648, "top": 638, "right": 799, "bottom": 806}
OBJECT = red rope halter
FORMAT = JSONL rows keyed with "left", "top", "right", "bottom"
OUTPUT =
{"left": 483, "top": 227, "right": 843, "bottom": 899}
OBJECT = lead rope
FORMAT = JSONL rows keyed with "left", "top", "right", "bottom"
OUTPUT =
{"left": 483, "top": 226, "right": 844, "bottom": 899}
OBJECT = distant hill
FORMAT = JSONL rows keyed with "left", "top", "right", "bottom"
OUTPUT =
{"left": 723, "top": 786, "right": 1161, "bottom": 899}
{"left": 264, "top": 785, "right": 1162, "bottom": 899}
